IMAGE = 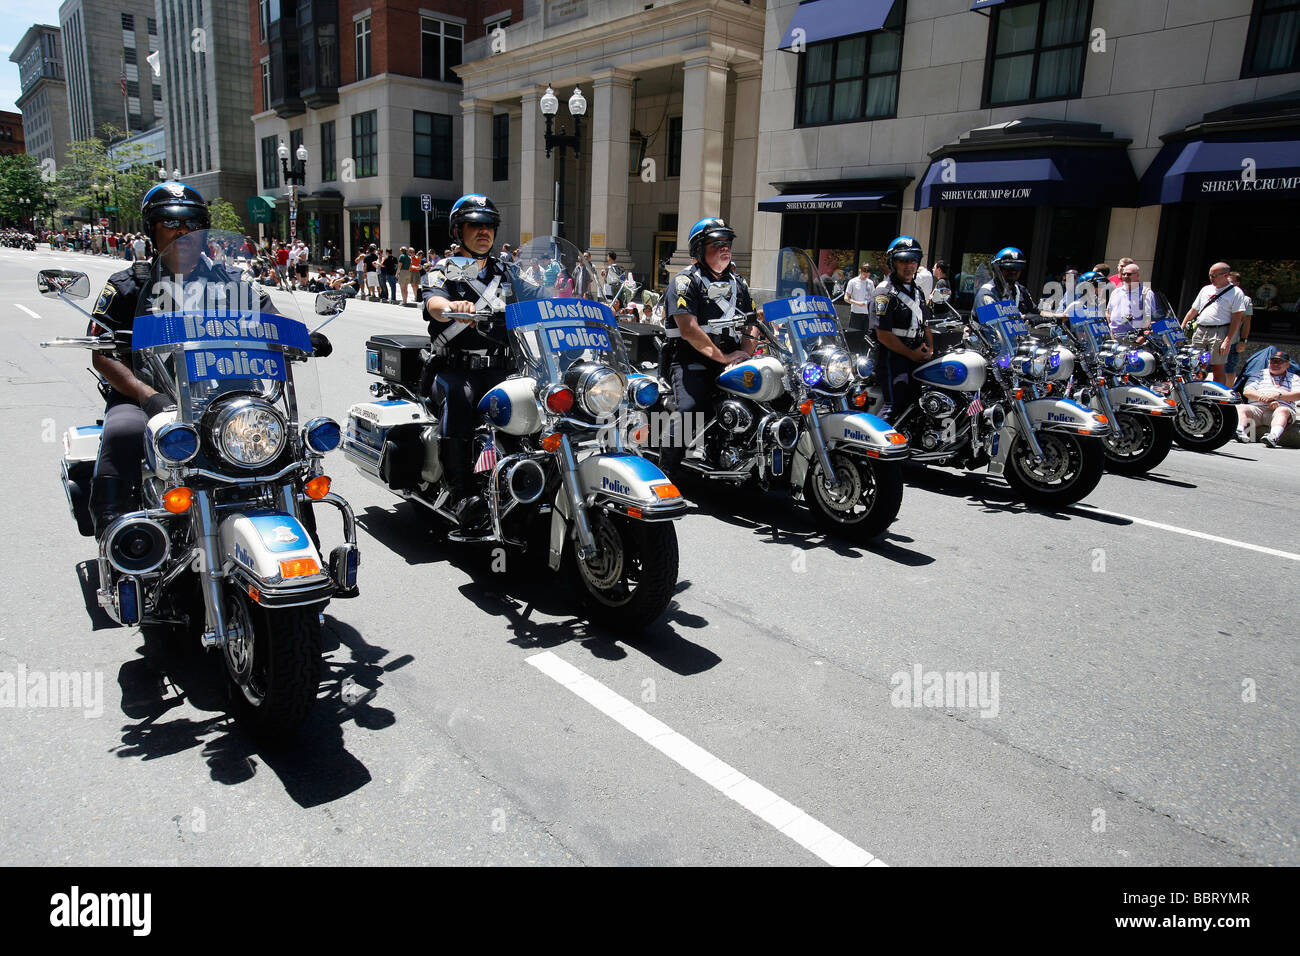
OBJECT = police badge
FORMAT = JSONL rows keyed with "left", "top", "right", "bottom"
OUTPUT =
{"left": 872, "top": 293, "right": 891, "bottom": 316}
{"left": 92, "top": 284, "right": 115, "bottom": 316}
{"left": 675, "top": 275, "right": 690, "bottom": 294}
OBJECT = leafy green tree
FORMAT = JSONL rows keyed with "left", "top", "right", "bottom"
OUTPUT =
{"left": 0, "top": 154, "right": 45, "bottom": 226}
{"left": 208, "top": 198, "right": 245, "bottom": 234}
{"left": 55, "top": 125, "right": 159, "bottom": 231}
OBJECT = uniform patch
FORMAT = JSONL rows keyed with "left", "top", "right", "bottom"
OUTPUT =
{"left": 430, "top": 273, "right": 445, "bottom": 288}
{"left": 92, "top": 284, "right": 116, "bottom": 316}
{"left": 676, "top": 296, "right": 688, "bottom": 309}
{"left": 872, "top": 294, "right": 891, "bottom": 316}
{"left": 675, "top": 275, "right": 690, "bottom": 294}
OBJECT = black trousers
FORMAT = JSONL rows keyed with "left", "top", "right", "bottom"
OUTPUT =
{"left": 94, "top": 397, "right": 147, "bottom": 485}
{"left": 431, "top": 366, "right": 510, "bottom": 439}
{"left": 659, "top": 360, "right": 722, "bottom": 476}
{"left": 878, "top": 347, "right": 921, "bottom": 423}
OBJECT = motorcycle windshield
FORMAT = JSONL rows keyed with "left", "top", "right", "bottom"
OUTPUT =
{"left": 765, "top": 246, "right": 845, "bottom": 362}
{"left": 973, "top": 299, "right": 1032, "bottom": 362}
{"left": 1063, "top": 287, "right": 1112, "bottom": 355}
{"left": 501, "top": 236, "right": 629, "bottom": 385}
{"left": 1141, "top": 292, "right": 1186, "bottom": 354}
{"left": 130, "top": 228, "right": 322, "bottom": 431}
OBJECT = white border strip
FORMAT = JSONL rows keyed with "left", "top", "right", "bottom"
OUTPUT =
{"left": 526, "top": 650, "right": 884, "bottom": 867}
{"left": 1079, "top": 507, "right": 1300, "bottom": 562}
{"left": 16, "top": 304, "right": 39, "bottom": 318}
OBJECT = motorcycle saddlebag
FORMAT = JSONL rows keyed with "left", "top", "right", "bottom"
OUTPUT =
{"left": 618, "top": 320, "right": 664, "bottom": 370}
{"left": 366, "top": 334, "right": 428, "bottom": 387}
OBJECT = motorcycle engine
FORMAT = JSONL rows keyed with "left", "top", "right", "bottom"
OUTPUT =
{"left": 919, "top": 390, "right": 958, "bottom": 418}
{"left": 717, "top": 399, "right": 755, "bottom": 435}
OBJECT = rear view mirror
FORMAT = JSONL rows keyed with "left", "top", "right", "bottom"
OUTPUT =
{"left": 37, "top": 270, "right": 90, "bottom": 299}
{"left": 932, "top": 287, "right": 951, "bottom": 305}
{"left": 315, "top": 291, "right": 346, "bottom": 316}
{"left": 441, "top": 257, "right": 479, "bottom": 282}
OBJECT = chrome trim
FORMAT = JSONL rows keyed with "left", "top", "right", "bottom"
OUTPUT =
{"left": 180, "top": 460, "right": 306, "bottom": 485}
{"left": 209, "top": 396, "right": 288, "bottom": 470}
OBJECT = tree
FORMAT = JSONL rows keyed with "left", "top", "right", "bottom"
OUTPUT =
{"left": 208, "top": 198, "right": 245, "bottom": 234}
{"left": 55, "top": 124, "right": 158, "bottom": 231}
{"left": 0, "top": 154, "right": 44, "bottom": 227}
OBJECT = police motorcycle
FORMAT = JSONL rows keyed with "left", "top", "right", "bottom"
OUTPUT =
{"left": 1039, "top": 284, "right": 1177, "bottom": 475}
{"left": 654, "top": 247, "right": 908, "bottom": 541}
{"left": 342, "top": 236, "right": 685, "bottom": 630}
{"left": 1110, "top": 294, "right": 1239, "bottom": 452}
{"left": 38, "top": 229, "right": 359, "bottom": 740}
{"left": 861, "top": 289, "right": 1109, "bottom": 507}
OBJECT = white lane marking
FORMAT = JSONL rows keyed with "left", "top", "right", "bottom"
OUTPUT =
{"left": 1078, "top": 506, "right": 1300, "bottom": 562}
{"left": 15, "top": 304, "right": 40, "bottom": 319}
{"left": 526, "top": 650, "right": 884, "bottom": 867}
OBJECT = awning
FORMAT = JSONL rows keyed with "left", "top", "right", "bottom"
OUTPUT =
{"left": 400, "top": 195, "right": 452, "bottom": 220}
{"left": 970, "top": 1, "right": 1006, "bottom": 10}
{"left": 247, "top": 195, "right": 276, "bottom": 224}
{"left": 915, "top": 147, "right": 1138, "bottom": 209}
{"left": 1139, "top": 136, "right": 1300, "bottom": 205}
{"left": 758, "top": 189, "right": 901, "bottom": 213}
{"left": 778, "top": 0, "right": 898, "bottom": 50}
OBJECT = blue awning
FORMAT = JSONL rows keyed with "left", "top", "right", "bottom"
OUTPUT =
{"left": 1138, "top": 136, "right": 1300, "bottom": 205}
{"left": 758, "top": 190, "right": 900, "bottom": 213}
{"left": 779, "top": 0, "right": 899, "bottom": 50}
{"left": 970, "top": 0, "right": 1007, "bottom": 10}
{"left": 915, "top": 147, "right": 1138, "bottom": 209}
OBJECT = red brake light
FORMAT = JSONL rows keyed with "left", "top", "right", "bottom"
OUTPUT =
{"left": 545, "top": 386, "right": 574, "bottom": 414}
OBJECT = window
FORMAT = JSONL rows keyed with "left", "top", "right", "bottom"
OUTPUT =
{"left": 261, "top": 135, "right": 279, "bottom": 189}
{"left": 148, "top": 17, "right": 156, "bottom": 36}
{"left": 797, "top": 4, "right": 904, "bottom": 126}
{"left": 321, "top": 120, "right": 336, "bottom": 181}
{"left": 290, "top": 128, "right": 304, "bottom": 168}
{"left": 121, "top": 13, "right": 134, "bottom": 30}
{"left": 259, "top": 0, "right": 270, "bottom": 43}
{"left": 126, "top": 80, "right": 139, "bottom": 98}
{"left": 487, "top": 15, "right": 511, "bottom": 32}
{"left": 1244, "top": 0, "right": 1300, "bottom": 76}
{"left": 352, "top": 110, "right": 377, "bottom": 178}
{"left": 492, "top": 112, "right": 509, "bottom": 181}
{"left": 261, "top": 60, "right": 271, "bottom": 111}
{"left": 153, "top": 85, "right": 162, "bottom": 101}
{"left": 124, "top": 47, "right": 137, "bottom": 64}
{"left": 414, "top": 110, "right": 452, "bottom": 179}
{"left": 667, "top": 116, "right": 682, "bottom": 177}
{"left": 355, "top": 17, "right": 372, "bottom": 81}
{"left": 421, "top": 17, "right": 463, "bottom": 83}
{"left": 985, "top": 0, "right": 1092, "bottom": 107}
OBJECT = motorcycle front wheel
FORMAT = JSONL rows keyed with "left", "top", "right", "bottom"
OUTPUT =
{"left": 1172, "top": 402, "right": 1237, "bottom": 451}
{"left": 803, "top": 451, "right": 903, "bottom": 542}
{"left": 1003, "top": 431, "right": 1105, "bottom": 507}
{"left": 221, "top": 588, "right": 323, "bottom": 742}
{"left": 1103, "top": 413, "right": 1174, "bottom": 475}
{"left": 563, "top": 510, "right": 678, "bottom": 631}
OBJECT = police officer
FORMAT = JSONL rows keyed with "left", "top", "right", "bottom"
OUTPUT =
{"left": 976, "top": 246, "right": 1039, "bottom": 316}
{"left": 420, "top": 193, "right": 519, "bottom": 529}
{"left": 86, "top": 181, "right": 294, "bottom": 534}
{"left": 871, "top": 236, "right": 934, "bottom": 423}
{"left": 659, "top": 217, "right": 756, "bottom": 479}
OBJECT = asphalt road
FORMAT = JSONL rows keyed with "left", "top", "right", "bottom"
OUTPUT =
{"left": 0, "top": 244, "right": 1294, "bottom": 867}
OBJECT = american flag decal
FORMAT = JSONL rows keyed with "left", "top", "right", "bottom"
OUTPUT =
{"left": 473, "top": 436, "right": 497, "bottom": 473}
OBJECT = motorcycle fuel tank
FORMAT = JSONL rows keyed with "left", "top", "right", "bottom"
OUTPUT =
{"left": 912, "top": 350, "right": 987, "bottom": 391}
{"left": 716, "top": 355, "right": 786, "bottom": 402}
{"left": 1125, "top": 350, "right": 1158, "bottom": 377}
{"left": 477, "top": 377, "right": 542, "bottom": 436}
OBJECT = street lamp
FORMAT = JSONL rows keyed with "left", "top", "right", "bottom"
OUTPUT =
{"left": 157, "top": 165, "right": 167, "bottom": 181}
{"left": 43, "top": 191, "right": 56, "bottom": 232}
{"left": 279, "top": 140, "right": 308, "bottom": 244}
{"left": 539, "top": 85, "right": 586, "bottom": 240}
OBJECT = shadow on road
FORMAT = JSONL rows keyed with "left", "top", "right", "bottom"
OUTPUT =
{"left": 75, "top": 560, "right": 121, "bottom": 630}
{"left": 108, "top": 612, "right": 402, "bottom": 808}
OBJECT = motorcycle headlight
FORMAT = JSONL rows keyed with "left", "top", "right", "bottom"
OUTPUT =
{"left": 303, "top": 416, "right": 341, "bottom": 455}
{"left": 1031, "top": 351, "right": 1049, "bottom": 377}
{"left": 576, "top": 365, "right": 625, "bottom": 419}
{"left": 823, "top": 349, "right": 852, "bottom": 389}
{"left": 628, "top": 376, "right": 660, "bottom": 409}
{"left": 855, "top": 354, "right": 874, "bottom": 379}
{"left": 801, "top": 362, "right": 824, "bottom": 387}
{"left": 213, "top": 399, "right": 286, "bottom": 468}
{"left": 154, "top": 421, "right": 200, "bottom": 465}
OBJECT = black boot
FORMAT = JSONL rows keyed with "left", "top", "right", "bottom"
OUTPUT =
{"left": 441, "top": 439, "right": 488, "bottom": 533}
{"left": 89, "top": 476, "right": 136, "bottom": 537}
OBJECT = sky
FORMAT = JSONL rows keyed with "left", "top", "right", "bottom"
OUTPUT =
{"left": 0, "top": 2, "right": 65, "bottom": 115}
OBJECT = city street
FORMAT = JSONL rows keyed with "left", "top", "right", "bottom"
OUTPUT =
{"left": 0, "top": 244, "right": 1294, "bottom": 867}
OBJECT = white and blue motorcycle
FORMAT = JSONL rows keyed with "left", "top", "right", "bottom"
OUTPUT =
{"left": 40, "top": 230, "right": 358, "bottom": 740}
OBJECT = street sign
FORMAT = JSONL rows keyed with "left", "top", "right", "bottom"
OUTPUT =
{"left": 99, "top": 218, "right": 109, "bottom": 227}
{"left": 421, "top": 194, "right": 432, "bottom": 212}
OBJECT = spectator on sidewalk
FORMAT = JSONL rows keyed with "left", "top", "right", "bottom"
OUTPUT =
{"left": 1182, "top": 262, "right": 1248, "bottom": 385}
{"left": 1223, "top": 271, "right": 1254, "bottom": 388}
{"left": 397, "top": 247, "right": 413, "bottom": 304}
{"left": 1236, "top": 351, "right": 1299, "bottom": 447}
{"left": 382, "top": 248, "right": 399, "bottom": 302}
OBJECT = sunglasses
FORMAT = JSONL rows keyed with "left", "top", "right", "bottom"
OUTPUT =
{"left": 708, "top": 240, "right": 732, "bottom": 250}
{"left": 157, "top": 219, "right": 204, "bottom": 232}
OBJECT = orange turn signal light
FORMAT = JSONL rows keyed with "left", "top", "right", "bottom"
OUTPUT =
{"left": 541, "top": 432, "right": 563, "bottom": 453}
{"left": 630, "top": 425, "right": 650, "bottom": 444}
{"left": 1013, "top": 388, "right": 1025, "bottom": 400}
{"left": 627, "top": 507, "right": 643, "bottom": 519}
{"left": 652, "top": 483, "right": 681, "bottom": 500}
{"left": 163, "top": 487, "right": 193, "bottom": 514}
{"left": 1094, "top": 414, "right": 1109, "bottom": 425}
{"left": 852, "top": 392, "right": 867, "bottom": 407}
{"left": 799, "top": 399, "right": 814, "bottom": 415}
{"left": 279, "top": 557, "right": 321, "bottom": 579}
{"left": 305, "top": 475, "right": 332, "bottom": 500}
{"left": 887, "top": 432, "right": 907, "bottom": 445}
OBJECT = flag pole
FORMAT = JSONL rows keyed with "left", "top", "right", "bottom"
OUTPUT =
{"left": 121, "top": 56, "right": 130, "bottom": 136}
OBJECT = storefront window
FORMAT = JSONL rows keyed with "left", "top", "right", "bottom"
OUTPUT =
{"left": 350, "top": 208, "right": 379, "bottom": 259}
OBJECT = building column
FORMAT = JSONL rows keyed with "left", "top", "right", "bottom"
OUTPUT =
{"left": 518, "top": 86, "right": 552, "bottom": 246}
{"left": 588, "top": 68, "right": 634, "bottom": 261}
{"left": 726, "top": 60, "right": 762, "bottom": 276}
{"left": 670, "top": 55, "right": 730, "bottom": 271}
{"left": 460, "top": 98, "right": 496, "bottom": 199}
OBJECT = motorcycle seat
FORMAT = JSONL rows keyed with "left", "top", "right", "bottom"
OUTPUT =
{"left": 368, "top": 333, "right": 429, "bottom": 351}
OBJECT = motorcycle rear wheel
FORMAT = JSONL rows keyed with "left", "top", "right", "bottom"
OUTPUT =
{"left": 221, "top": 588, "right": 323, "bottom": 742}
{"left": 803, "top": 451, "right": 903, "bottom": 542}
{"left": 1172, "top": 402, "right": 1236, "bottom": 452}
{"left": 564, "top": 511, "right": 678, "bottom": 632}
{"left": 1103, "top": 413, "right": 1174, "bottom": 475}
{"left": 1003, "top": 431, "right": 1105, "bottom": 507}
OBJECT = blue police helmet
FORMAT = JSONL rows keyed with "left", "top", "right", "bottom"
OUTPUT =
{"left": 449, "top": 193, "right": 501, "bottom": 242}
{"left": 141, "top": 181, "right": 210, "bottom": 231}
{"left": 886, "top": 235, "right": 923, "bottom": 266}
{"left": 688, "top": 217, "right": 735, "bottom": 260}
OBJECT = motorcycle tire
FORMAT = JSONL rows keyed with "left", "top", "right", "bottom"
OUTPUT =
{"left": 563, "top": 511, "right": 678, "bottom": 632}
{"left": 1003, "top": 431, "right": 1105, "bottom": 508}
{"left": 1172, "top": 402, "right": 1237, "bottom": 452}
{"left": 803, "top": 451, "right": 903, "bottom": 542}
{"left": 221, "top": 588, "right": 323, "bottom": 743}
{"left": 1102, "top": 413, "right": 1174, "bottom": 475}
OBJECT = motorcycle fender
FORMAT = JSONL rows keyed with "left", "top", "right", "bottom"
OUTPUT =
{"left": 547, "top": 491, "right": 570, "bottom": 572}
{"left": 819, "top": 411, "right": 908, "bottom": 457}
{"left": 1106, "top": 384, "right": 1175, "bottom": 415}
{"left": 987, "top": 421, "right": 1016, "bottom": 476}
{"left": 1022, "top": 397, "right": 1111, "bottom": 435}
{"left": 575, "top": 453, "right": 686, "bottom": 521}
{"left": 220, "top": 511, "right": 327, "bottom": 587}
{"left": 1183, "top": 380, "right": 1239, "bottom": 405}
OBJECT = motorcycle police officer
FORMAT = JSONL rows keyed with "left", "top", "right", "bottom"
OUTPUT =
{"left": 86, "top": 181, "right": 294, "bottom": 535}
{"left": 659, "top": 217, "right": 756, "bottom": 479}
{"left": 871, "top": 235, "right": 934, "bottom": 422}
{"left": 976, "top": 246, "right": 1039, "bottom": 315}
{"left": 420, "top": 193, "right": 520, "bottom": 529}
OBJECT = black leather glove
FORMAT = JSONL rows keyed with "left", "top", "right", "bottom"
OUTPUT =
{"left": 310, "top": 331, "right": 333, "bottom": 357}
{"left": 142, "top": 393, "right": 172, "bottom": 419}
